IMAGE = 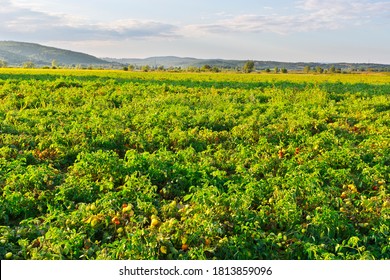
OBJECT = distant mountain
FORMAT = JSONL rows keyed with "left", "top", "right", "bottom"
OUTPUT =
{"left": 0, "top": 41, "right": 109, "bottom": 66}
{"left": 0, "top": 41, "right": 389, "bottom": 71}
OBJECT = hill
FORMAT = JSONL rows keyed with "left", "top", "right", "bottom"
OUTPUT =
{"left": 0, "top": 41, "right": 109, "bottom": 67}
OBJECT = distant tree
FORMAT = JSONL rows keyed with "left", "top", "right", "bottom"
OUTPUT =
{"left": 158, "top": 65, "right": 165, "bottom": 71}
{"left": 201, "top": 64, "right": 212, "bottom": 72}
{"left": 329, "top": 65, "right": 336, "bottom": 73}
{"left": 281, "top": 67, "right": 288, "bottom": 73}
{"left": 211, "top": 66, "right": 220, "bottom": 73}
{"left": 274, "top": 67, "right": 279, "bottom": 73}
{"left": 265, "top": 68, "right": 271, "bottom": 73}
{"left": 243, "top": 60, "right": 255, "bottom": 73}
{"left": 128, "top": 64, "right": 135, "bottom": 71}
{"left": 0, "top": 60, "right": 8, "bottom": 68}
{"left": 304, "top": 66, "right": 311, "bottom": 73}
{"left": 23, "top": 61, "right": 35, "bottom": 69}
{"left": 123, "top": 66, "right": 129, "bottom": 71}
{"left": 186, "top": 66, "right": 198, "bottom": 72}
{"left": 315, "top": 66, "right": 324, "bottom": 73}
{"left": 51, "top": 59, "right": 58, "bottom": 69}
{"left": 141, "top": 65, "right": 151, "bottom": 72}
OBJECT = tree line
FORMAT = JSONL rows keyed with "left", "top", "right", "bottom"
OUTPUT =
{"left": 1, "top": 59, "right": 389, "bottom": 73}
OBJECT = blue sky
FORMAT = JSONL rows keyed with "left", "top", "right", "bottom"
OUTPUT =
{"left": 1, "top": 0, "right": 389, "bottom": 63}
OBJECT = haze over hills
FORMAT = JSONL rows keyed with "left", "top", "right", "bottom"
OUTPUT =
{"left": 1, "top": 41, "right": 389, "bottom": 71}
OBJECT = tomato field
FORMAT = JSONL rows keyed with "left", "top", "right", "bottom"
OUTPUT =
{"left": 0, "top": 69, "right": 389, "bottom": 260}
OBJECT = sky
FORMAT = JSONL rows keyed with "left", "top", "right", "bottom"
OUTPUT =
{"left": 1, "top": 0, "right": 390, "bottom": 63}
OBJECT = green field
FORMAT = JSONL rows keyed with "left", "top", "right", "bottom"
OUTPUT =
{"left": 0, "top": 69, "right": 389, "bottom": 260}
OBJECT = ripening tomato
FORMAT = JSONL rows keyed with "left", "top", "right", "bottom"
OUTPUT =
{"left": 160, "top": 246, "right": 168, "bottom": 254}
{"left": 151, "top": 218, "right": 160, "bottom": 227}
{"left": 112, "top": 216, "right": 120, "bottom": 225}
{"left": 122, "top": 205, "right": 132, "bottom": 213}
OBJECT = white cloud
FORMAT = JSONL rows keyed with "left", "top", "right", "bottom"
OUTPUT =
{"left": 0, "top": 0, "right": 178, "bottom": 40}
{"left": 185, "top": 0, "right": 390, "bottom": 35}
{"left": 0, "top": 0, "right": 389, "bottom": 42}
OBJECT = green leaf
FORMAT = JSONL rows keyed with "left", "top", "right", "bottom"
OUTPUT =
{"left": 183, "top": 194, "right": 193, "bottom": 202}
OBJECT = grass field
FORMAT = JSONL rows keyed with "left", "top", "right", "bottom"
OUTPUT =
{"left": 0, "top": 69, "right": 389, "bottom": 260}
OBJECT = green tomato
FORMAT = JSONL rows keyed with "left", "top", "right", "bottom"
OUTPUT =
{"left": 91, "top": 218, "right": 99, "bottom": 227}
{"left": 5, "top": 252, "right": 13, "bottom": 259}
{"left": 122, "top": 205, "right": 132, "bottom": 213}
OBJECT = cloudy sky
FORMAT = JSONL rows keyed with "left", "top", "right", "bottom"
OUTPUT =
{"left": 1, "top": 0, "right": 390, "bottom": 63}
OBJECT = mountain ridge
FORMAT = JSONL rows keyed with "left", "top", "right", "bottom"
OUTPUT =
{"left": 1, "top": 41, "right": 389, "bottom": 71}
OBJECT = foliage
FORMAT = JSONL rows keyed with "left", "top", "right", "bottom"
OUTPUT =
{"left": 0, "top": 69, "right": 389, "bottom": 260}
{"left": 22, "top": 61, "right": 35, "bottom": 69}
{"left": 243, "top": 61, "right": 255, "bottom": 73}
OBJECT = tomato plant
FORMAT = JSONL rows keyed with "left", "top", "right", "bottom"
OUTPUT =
{"left": 0, "top": 69, "right": 389, "bottom": 260}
